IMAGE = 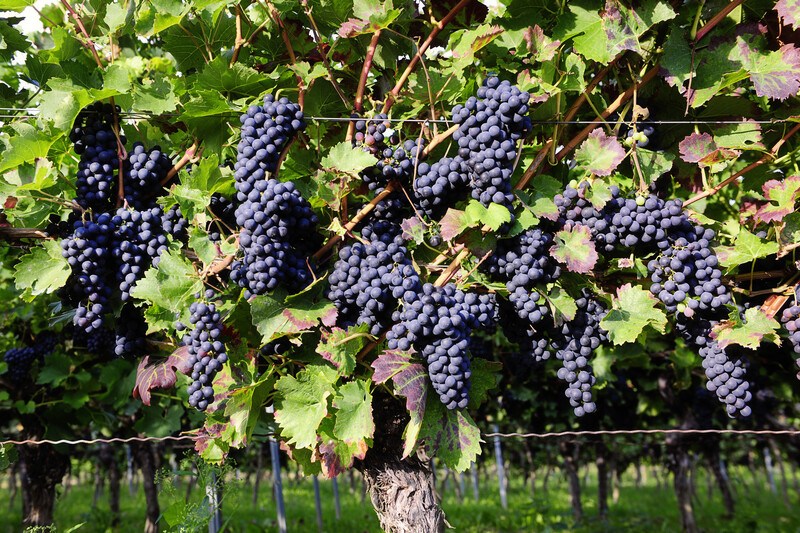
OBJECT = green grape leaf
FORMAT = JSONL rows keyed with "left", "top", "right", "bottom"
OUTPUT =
{"left": 321, "top": 142, "right": 378, "bottom": 176}
{"left": 196, "top": 58, "right": 272, "bottom": 97}
{"left": 224, "top": 375, "right": 274, "bottom": 448}
{"left": 14, "top": 240, "right": 70, "bottom": 301}
{"left": 250, "top": 292, "right": 337, "bottom": 344}
{"left": 780, "top": 212, "right": 800, "bottom": 246}
{"left": 372, "top": 349, "right": 427, "bottom": 457}
{"left": 714, "top": 121, "right": 765, "bottom": 151}
{"left": 274, "top": 364, "right": 338, "bottom": 449}
{"left": 637, "top": 148, "right": 675, "bottom": 180}
{"left": 468, "top": 358, "right": 501, "bottom": 409}
{"left": 712, "top": 307, "right": 781, "bottom": 350}
{"left": 716, "top": 229, "right": 780, "bottom": 268}
{"left": 547, "top": 285, "right": 578, "bottom": 322}
{"left": 419, "top": 399, "right": 482, "bottom": 472}
{"left": 130, "top": 249, "right": 203, "bottom": 328}
{"left": 550, "top": 225, "right": 598, "bottom": 273}
{"left": 574, "top": 128, "right": 626, "bottom": 176}
{"left": 755, "top": 175, "right": 800, "bottom": 224}
{"left": 0, "top": 123, "right": 58, "bottom": 174}
{"left": 600, "top": 283, "right": 668, "bottom": 345}
{"left": 132, "top": 77, "right": 178, "bottom": 114}
{"left": 316, "top": 324, "right": 370, "bottom": 376}
{"left": 440, "top": 208, "right": 470, "bottom": 241}
{"left": 464, "top": 200, "right": 512, "bottom": 231}
{"left": 332, "top": 380, "right": 374, "bottom": 444}
{"left": 0, "top": 0, "right": 34, "bottom": 11}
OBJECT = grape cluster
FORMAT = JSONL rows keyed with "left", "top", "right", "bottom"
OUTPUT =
{"left": 413, "top": 156, "right": 471, "bottom": 218}
{"left": 499, "top": 302, "right": 552, "bottom": 363}
{"left": 232, "top": 96, "right": 318, "bottom": 298}
{"left": 451, "top": 77, "right": 531, "bottom": 221}
{"left": 700, "top": 341, "right": 751, "bottom": 417}
{"left": 123, "top": 143, "right": 171, "bottom": 210}
{"left": 781, "top": 303, "right": 800, "bottom": 368}
{"left": 61, "top": 214, "right": 115, "bottom": 333}
{"left": 114, "top": 305, "right": 147, "bottom": 359}
{"left": 179, "top": 291, "right": 228, "bottom": 411}
{"left": 111, "top": 207, "right": 170, "bottom": 301}
{"left": 234, "top": 95, "right": 305, "bottom": 201}
{"left": 353, "top": 114, "right": 398, "bottom": 154}
{"left": 551, "top": 292, "right": 606, "bottom": 417}
{"left": 624, "top": 121, "right": 657, "bottom": 149}
{"left": 231, "top": 179, "right": 319, "bottom": 297}
{"left": 387, "top": 284, "right": 475, "bottom": 409}
{"left": 4, "top": 333, "right": 59, "bottom": 383}
{"left": 327, "top": 235, "right": 420, "bottom": 335}
{"left": 70, "top": 104, "right": 122, "bottom": 211}
{"left": 208, "top": 194, "right": 236, "bottom": 242}
{"left": 647, "top": 225, "right": 730, "bottom": 314}
{"left": 362, "top": 139, "right": 423, "bottom": 192}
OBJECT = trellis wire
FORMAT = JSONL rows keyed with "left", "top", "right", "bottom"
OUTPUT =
{"left": 0, "top": 108, "right": 794, "bottom": 125}
{"left": 3, "top": 428, "right": 800, "bottom": 447}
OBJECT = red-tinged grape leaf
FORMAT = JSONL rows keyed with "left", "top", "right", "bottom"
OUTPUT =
{"left": 223, "top": 376, "right": 274, "bottom": 448}
{"left": 713, "top": 120, "right": 765, "bottom": 151}
{"left": 274, "top": 364, "right": 338, "bottom": 449}
{"left": 736, "top": 37, "right": 800, "bottom": 100}
{"left": 193, "top": 423, "right": 229, "bottom": 464}
{"left": 401, "top": 216, "right": 425, "bottom": 244}
{"left": 678, "top": 132, "right": 740, "bottom": 168}
{"left": 372, "top": 349, "right": 427, "bottom": 457}
{"left": 550, "top": 225, "right": 598, "bottom": 273}
{"left": 574, "top": 128, "right": 626, "bottom": 176}
{"left": 337, "top": 18, "right": 369, "bottom": 37}
{"left": 132, "top": 346, "right": 192, "bottom": 406}
{"left": 524, "top": 24, "right": 561, "bottom": 62}
{"left": 712, "top": 307, "right": 781, "bottom": 350}
{"left": 316, "top": 325, "right": 369, "bottom": 376}
{"left": 319, "top": 438, "right": 369, "bottom": 478}
{"left": 440, "top": 208, "right": 470, "bottom": 241}
{"left": 471, "top": 25, "right": 504, "bottom": 53}
{"left": 600, "top": 283, "right": 668, "bottom": 345}
{"left": 251, "top": 293, "right": 337, "bottom": 344}
{"left": 776, "top": 0, "right": 800, "bottom": 29}
{"left": 715, "top": 229, "right": 780, "bottom": 268}
{"left": 755, "top": 175, "right": 800, "bottom": 224}
{"left": 419, "top": 398, "right": 482, "bottom": 472}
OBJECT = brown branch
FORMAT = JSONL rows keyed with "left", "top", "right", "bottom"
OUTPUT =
{"left": 422, "top": 124, "right": 458, "bottom": 157}
{"left": 347, "top": 31, "right": 383, "bottom": 142}
{"left": 382, "top": 0, "right": 472, "bottom": 113}
{"left": 434, "top": 247, "right": 470, "bottom": 287}
{"left": 300, "top": 0, "right": 351, "bottom": 108}
{"left": 0, "top": 227, "right": 52, "bottom": 240}
{"left": 230, "top": 4, "right": 245, "bottom": 66}
{"left": 161, "top": 142, "right": 200, "bottom": 187}
{"left": 265, "top": 0, "right": 304, "bottom": 106}
{"left": 61, "top": 0, "right": 103, "bottom": 68}
{"left": 694, "top": 0, "right": 744, "bottom": 43}
{"left": 685, "top": 123, "right": 800, "bottom": 206}
{"left": 312, "top": 182, "right": 397, "bottom": 261}
{"left": 516, "top": 56, "right": 621, "bottom": 190}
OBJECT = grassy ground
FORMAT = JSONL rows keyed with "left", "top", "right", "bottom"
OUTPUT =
{"left": 1, "top": 462, "right": 799, "bottom": 532}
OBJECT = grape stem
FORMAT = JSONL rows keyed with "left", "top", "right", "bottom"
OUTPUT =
{"left": 264, "top": 0, "right": 304, "bottom": 107}
{"left": 60, "top": 0, "right": 103, "bottom": 68}
{"left": 312, "top": 182, "right": 398, "bottom": 261}
{"left": 382, "top": 0, "right": 472, "bottom": 113}
{"left": 759, "top": 277, "right": 800, "bottom": 318}
{"left": 684, "top": 122, "right": 800, "bottom": 206}
{"left": 160, "top": 142, "right": 200, "bottom": 187}
{"left": 230, "top": 5, "right": 246, "bottom": 66}
{"left": 694, "top": 0, "right": 743, "bottom": 43}
{"left": 0, "top": 228, "right": 51, "bottom": 240}
{"left": 348, "top": 30, "right": 383, "bottom": 140}
{"left": 421, "top": 124, "right": 459, "bottom": 157}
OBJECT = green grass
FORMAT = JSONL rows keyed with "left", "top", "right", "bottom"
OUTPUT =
{"left": 2, "top": 464, "right": 800, "bottom": 532}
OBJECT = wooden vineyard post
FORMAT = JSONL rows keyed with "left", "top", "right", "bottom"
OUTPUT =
{"left": 205, "top": 470, "right": 222, "bottom": 533}
{"left": 312, "top": 476, "right": 324, "bottom": 532}
{"left": 332, "top": 476, "right": 341, "bottom": 520}
{"left": 491, "top": 424, "right": 508, "bottom": 510}
{"left": 267, "top": 406, "right": 287, "bottom": 533}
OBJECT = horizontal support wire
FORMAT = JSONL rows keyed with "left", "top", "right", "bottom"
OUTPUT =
{"left": 3, "top": 428, "right": 800, "bottom": 446}
{"left": 0, "top": 108, "right": 796, "bottom": 125}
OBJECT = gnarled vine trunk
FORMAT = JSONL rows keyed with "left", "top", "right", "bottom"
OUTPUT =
{"left": 707, "top": 444, "right": 734, "bottom": 519}
{"left": 18, "top": 441, "right": 70, "bottom": 528}
{"left": 134, "top": 442, "right": 160, "bottom": 533}
{"left": 596, "top": 443, "right": 609, "bottom": 518}
{"left": 359, "top": 395, "right": 445, "bottom": 533}
{"left": 559, "top": 441, "right": 582, "bottom": 522}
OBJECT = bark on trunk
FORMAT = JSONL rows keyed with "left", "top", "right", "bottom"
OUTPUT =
{"left": 673, "top": 447, "right": 699, "bottom": 533}
{"left": 359, "top": 394, "right": 445, "bottom": 533}
{"left": 708, "top": 448, "right": 734, "bottom": 519}
{"left": 135, "top": 442, "right": 161, "bottom": 533}
{"left": 9, "top": 463, "right": 18, "bottom": 511}
{"left": 18, "top": 442, "right": 69, "bottom": 528}
{"left": 105, "top": 447, "right": 122, "bottom": 527}
{"left": 596, "top": 444, "right": 608, "bottom": 519}
{"left": 560, "top": 442, "right": 582, "bottom": 522}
